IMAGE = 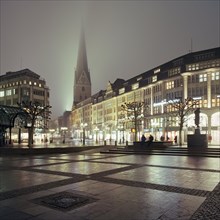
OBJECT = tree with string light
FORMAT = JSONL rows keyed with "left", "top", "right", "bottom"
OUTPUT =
{"left": 17, "top": 101, "right": 52, "bottom": 147}
{"left": 121, "top": 101, "right": 147, "bottom": 142}
{"left": 164, "top": 97, "right": 199, "bottom": 146}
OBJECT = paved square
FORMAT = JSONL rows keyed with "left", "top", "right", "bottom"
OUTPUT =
{"left": 0, "top": 146, "right": 219, "bottom": 220}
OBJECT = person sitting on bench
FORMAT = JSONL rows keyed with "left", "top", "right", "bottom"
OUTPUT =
{"left": 147, "top": 134, "right": 154, "bottom": 146}
{"left": 141, "top": 134, "right": 146, "bottom": 145}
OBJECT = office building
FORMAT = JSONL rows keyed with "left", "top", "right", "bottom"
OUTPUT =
{"left": 70, "top": 47, "right": 220, "bottom": 145}
{"left": 0, "top": 68, "right": 50, "bottom": 143}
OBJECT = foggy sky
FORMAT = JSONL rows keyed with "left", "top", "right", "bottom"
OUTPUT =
{"left": 0, "top": 0, "right": 219, "bottom": 119}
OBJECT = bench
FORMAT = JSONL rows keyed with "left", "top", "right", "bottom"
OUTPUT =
{"left": 133, "top": 141, "right": 173, "bottom": 148}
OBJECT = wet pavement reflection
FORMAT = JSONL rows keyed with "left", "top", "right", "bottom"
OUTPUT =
{"left": 0, "top": 146, "right": 219, "bottom": 220}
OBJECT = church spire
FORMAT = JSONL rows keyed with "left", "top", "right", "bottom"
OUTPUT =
{"left": 73, "top": 27, "right": 91, "bottom": 106}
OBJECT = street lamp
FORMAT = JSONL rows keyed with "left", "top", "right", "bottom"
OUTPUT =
{"left": 60, "top": 127, "right": 68, "bottom": 144}
{"left": 94, "top": 127, "right": 99, "bottom": 144}
{"left": 152, "top": 121, "right": 159, "bottom": 141}
{"left": 81, "top": 123, "right": 87, "bottom": 145}
{"left": 49, "top": 129, "right": 55, "bottom": 143}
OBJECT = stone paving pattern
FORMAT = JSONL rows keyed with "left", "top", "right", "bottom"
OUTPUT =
{"left": 0, "top": 146, "right": 219, "bottom": 219}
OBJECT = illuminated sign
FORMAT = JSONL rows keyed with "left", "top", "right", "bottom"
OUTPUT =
{"left": 154, "top": 68, "right": 160, "bottom": 74}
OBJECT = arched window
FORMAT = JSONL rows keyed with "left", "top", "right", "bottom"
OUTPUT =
{"left": 211, "top": 112, "right": 220, "bottom": 126}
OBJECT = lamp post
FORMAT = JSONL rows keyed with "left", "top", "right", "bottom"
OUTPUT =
{"left": 61, "top": 127, "right": 68, "bottom": 144}
{"left": 94, "top": 127, "right": 99, "bottom": 144}
{"left": 49, "top": 129, "right": 55, "bottom": 143}
{"left": 81, "top": 123, "right": 87, "bottom": 145}
{"left": 152, "top": 121, "right": 159, "bottom": 141}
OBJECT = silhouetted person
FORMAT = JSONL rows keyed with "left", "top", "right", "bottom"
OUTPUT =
{"left": 148, "top": 135, "right": 154, "bottom": 146}
{"left": 141, "top": 134, "right": 146, "bottom": 145}
{"left": 174, "top": 135, "right": 177, "bottom": 144}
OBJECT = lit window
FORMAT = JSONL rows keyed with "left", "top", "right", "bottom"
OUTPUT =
{"left": 132, "top": 83, "right": 139, "bottom": 90}
{"left": 39, "top": 84, "right": 42, "bottom": 87}
{"left": 6, "top": 89, "right": 11, "bottom": 96}
{"left": 166, "top": 81, "right": 174, "bottom": 89}
{"left": 152, "top": 76, "right": 157, "bottom": 82}
{"left": 199, "top": 74, "right": 207, "bottom": 82}
{"left": 119, "top": 88, "right": 125, "bottom": 94}
{"left": 212, "top": 72, "right": 220, "bottom": 80}
{"left": 29, "top": 81, "right": 32, "bottom": 85}
{"left": 0, "top": 90, "right": 4, "bottom": 97}
{"left": 34, "top": 82, "right": 37, "bottom": 85}
{"left": 24, "top": 80, "right": 26, "bottom": 84}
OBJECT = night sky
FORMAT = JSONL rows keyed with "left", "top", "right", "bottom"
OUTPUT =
{"left": 0, "top": 0, "right": 219, "bottom": 119}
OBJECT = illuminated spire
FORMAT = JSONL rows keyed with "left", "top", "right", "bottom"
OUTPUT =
{"left": 73, "top": 27, "right": 91, "bottom": 105}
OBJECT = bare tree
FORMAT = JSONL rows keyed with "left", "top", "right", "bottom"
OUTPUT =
{"left": 165, "top": 97, "right": 199, "bottom": 146}
{"left": 17, "top": 101, "right": 52, "bottom": 147}
{"left": 121, "top": 102, "right": 147, "bottom": 142}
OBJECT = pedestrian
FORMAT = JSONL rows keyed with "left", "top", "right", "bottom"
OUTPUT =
{"left": 174, "top": 135, "right": 177, "bottom": 144}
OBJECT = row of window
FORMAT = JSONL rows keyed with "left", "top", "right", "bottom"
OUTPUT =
{"left": 120, "top": 63, "right": 219, "bottom": 95}
{"left": 198, "top": 72, "right": 220, "bottom": 82}
{"left": 0, "top": 80, "right": 43, "bottom": 89}
{"left": 0, "top": 98, "right": 47, "bottom": 106}
{"left": 0, "top": 89, "right": 17, "bottom": 97}
{"left": 76, "top": 98, "right": 220, "bottom": 127}
{"left": 187, "top": 59, "right": 220, "bottom": 71}
{"left": 168, "top": 67, "right": 181, "bottom": 77}
{"left": 0, "top": 88, "right": 46, "bottom": 97}
{"left": 120, "top": 71, "right": 219, "bottom": 99}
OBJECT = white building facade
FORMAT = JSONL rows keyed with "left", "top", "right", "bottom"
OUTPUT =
{"left": 70, "top": 47, "right": 220, "bottom": 145}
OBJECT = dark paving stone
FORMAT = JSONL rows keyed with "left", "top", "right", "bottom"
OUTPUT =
{"left": 190, "top": 182, "right": 220, "bottom": 220}
{"left": 96, "top": 176, "right": 211, "bottom": 197}
{"left": 31, "top": 191, "right": 98, "bottom": 212}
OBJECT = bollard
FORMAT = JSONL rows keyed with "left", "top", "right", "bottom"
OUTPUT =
{"left": 126, "top": 141, "right": 128, "bottom": 147}
{"left": 115, "top": 140, "right": 117, "bottom": 146}
{"left": 104, "top": 140, "right": 106, "bottom": 146}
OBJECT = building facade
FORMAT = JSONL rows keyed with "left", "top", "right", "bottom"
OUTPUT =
{"left": 0, "top": 68, "right": 50, "bottom": 106}
{"left": 70, "top": 47, "right": 220, "bottom": 145}
{"left": 0, "top": 68, "right": 50, "bottom": 143}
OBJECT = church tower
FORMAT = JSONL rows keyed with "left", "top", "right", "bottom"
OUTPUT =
{"left": 73, "top": 28, "right": 91, "bottom": 106}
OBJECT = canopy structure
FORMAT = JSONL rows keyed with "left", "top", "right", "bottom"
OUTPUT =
{"left": 0, "top": 105, "right": 29, "bottom": 146}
